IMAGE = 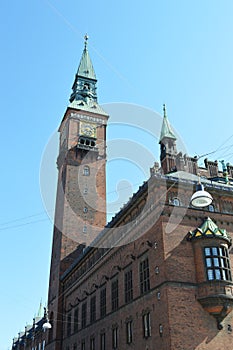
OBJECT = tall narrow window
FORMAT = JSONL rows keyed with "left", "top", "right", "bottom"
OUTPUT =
{"left": 83, "top": 166, "right": 90, "bottom": 176}
{"left": 81, "top": 340, "right": 85, "bottom": 350}
{"left": 74, "top": 307, "right": 79, "bottom": 333}
{"left": 124, "top": 269, "right": 133, "bottom": 303}
{"left": 126, "top": 320, "right": 133, "bottom": 344}
{"left": 204, "top": 246, "right": 232, "bottom": 281}
{"left": 100, "top": 333, "right": 106, "bottom": 350}
{"left": 100, "top": 287, "right": 106, "bottom": 317}
{"left": 90, "top": 337, "right": 95, "bottom": 350}
{"left": 112, "top": 327, "right": 118, "bottom": 349}
{"left": 143, "top": 312, "right": 151, "bottom": 338}
{"left": 111, "top": 279, "right": 119, "bottom": 311}
{"left": 140, "top": 257, "right": 150, "bottom": 294}
{"left": 81, "top": 303, "right": 87, "bottom": 328}
{"left": 90, "top": 296, "right": 96, "bottom": 323}
{"left": 67, "top": 312, "right": 72, "bottom": 336}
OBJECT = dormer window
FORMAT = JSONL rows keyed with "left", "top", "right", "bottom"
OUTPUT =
{"left": 204, "top": 246, "right": 232, "bottom": 281}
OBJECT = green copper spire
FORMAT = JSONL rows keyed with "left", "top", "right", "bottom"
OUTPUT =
{"left": 77, "top": 34, "right": 96, "bottom": 80}
{"left": 159, "top": 104, "right": 176, "bottom": 142}
{"left": 69, "top": 34, "right": 97, "bottom": 104}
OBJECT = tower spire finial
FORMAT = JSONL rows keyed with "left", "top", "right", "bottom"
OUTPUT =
{"left": 84, "top": 33, "right": 89, "bottom": 49}
{"left": 163, "top": 104, "right": 167, "bottom": 118}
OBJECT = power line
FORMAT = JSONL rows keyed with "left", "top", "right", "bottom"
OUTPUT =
{"left": 0, "top": 218, "right": 51, "bottom": 231}
{"left": 0, "top": 211, "right": 50, "bottom": 227}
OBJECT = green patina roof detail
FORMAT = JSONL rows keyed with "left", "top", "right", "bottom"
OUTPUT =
{"left": 68, "top": 99, "right": 108, "bottom": 116}
{"left": 187, "top": 217, "right": 232, "bottom": 244}
{"left": 77, "top": 37, "right": 96, "bottom": 80}
{"left": 159, "top": 104, "right": 176, "bottom": 142}
{"left": 37, "top": 299, "right": 44, "bottom": 318}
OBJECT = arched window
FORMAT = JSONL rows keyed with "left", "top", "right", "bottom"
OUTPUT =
{"left": 208, "top": 204, "right": 215, "bottom": 212}
{"left": 172, "top": 198, "right": 180, "bottom": 206}
{"left": 83, "top": 166, "right": 90, "bottom": 176}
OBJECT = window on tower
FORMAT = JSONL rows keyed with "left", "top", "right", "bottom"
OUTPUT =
{"left": 83, "top": 165, "right": 90, "bottom": 176}
{"left": 204, "top": 246, "right": 232, "bottom": 281}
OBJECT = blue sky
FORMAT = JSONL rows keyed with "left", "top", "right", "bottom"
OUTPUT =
{"left": 1, "top": 0, "right": 233, "bottom": 348}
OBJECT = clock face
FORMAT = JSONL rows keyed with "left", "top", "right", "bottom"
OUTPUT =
{"left": 80, "top": 122, "right": 96, "bottom": 138}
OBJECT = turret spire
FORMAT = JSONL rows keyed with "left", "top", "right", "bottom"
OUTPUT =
{"left": 159, "top": 104, "right": 176, "bottom": 142}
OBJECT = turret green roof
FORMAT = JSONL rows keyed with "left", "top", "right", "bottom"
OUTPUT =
{"left": 77, "top": 36, "right": 96, "bottom": 80}
{"left": 159, "top": 104, "right": 176, "bottom": 142}
{"left": 187, "top": 217, "right": 231, "bottom": 245}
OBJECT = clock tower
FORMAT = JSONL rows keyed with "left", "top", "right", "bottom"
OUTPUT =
{"left": 47, "top": 36, "right": 108, "bottom": 350}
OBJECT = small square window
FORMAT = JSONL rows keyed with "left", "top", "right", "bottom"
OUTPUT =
{"left": 204, "top": 247, "right": 211, "bottom": 256}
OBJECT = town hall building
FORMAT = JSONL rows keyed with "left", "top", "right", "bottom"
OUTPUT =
{"left": 12, "top": 37, "right": 233, "bottom": 350}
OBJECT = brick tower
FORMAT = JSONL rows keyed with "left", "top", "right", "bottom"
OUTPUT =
{"left": 47, "top": 36, "right": 108, "bottom": 350}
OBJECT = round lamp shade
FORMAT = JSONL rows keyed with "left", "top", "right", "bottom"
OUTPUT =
{"left": 190, "top": 188, "right": 213, "bottom": 208}
{"left": 42, "top": 321, "right": 52, "bottom": 330}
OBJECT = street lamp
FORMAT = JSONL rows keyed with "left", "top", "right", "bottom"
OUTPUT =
{"left": 190, "top": 181, "right": 213, "bottom": 208}
{"left": 42, "top": 307, "right": 52, "bottom": 331}
{"left": 42, "top": 321, "right": 52, "bottom": 330}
